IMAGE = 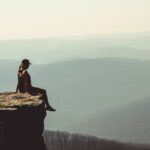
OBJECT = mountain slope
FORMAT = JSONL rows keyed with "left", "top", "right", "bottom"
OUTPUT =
{"left": 68, "top": 97, "right": 150, "bottom": 144}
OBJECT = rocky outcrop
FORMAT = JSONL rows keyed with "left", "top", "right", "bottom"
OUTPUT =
{"left": 0, "top": 92, "right": 47, "bottom": 150}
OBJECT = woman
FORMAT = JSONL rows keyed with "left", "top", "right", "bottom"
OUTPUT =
{"left": 16, "top": 59, "right": 56, "bottom": 111}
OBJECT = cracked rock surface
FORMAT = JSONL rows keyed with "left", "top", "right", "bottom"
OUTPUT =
{"left": 0, "top": 92, "right": 43, "bottom": 110}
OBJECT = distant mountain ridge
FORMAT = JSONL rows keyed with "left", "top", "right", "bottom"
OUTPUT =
{"left": 0, "top": 31, "right": 150, "bottom": 63}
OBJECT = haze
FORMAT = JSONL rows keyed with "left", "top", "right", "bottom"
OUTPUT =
{"left": 0, "top": 0, "right": 150, "bottom": 39}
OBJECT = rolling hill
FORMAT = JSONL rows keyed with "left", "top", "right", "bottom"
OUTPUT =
{"left": 0, "top": 32, "right": 150, "bottom": 64}
{"left": 0, "top": 58, "right": 150, "bottom": 143}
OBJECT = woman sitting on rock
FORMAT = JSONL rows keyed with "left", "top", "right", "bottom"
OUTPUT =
{"left": 16, "top": 59, "right": 56, "bottom": 111}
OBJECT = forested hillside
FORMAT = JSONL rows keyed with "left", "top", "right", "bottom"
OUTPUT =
{"left": 44, "top": 131, "right": 150, "bottom": 150}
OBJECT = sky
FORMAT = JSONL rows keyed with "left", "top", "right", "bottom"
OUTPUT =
{"left": 0, "top": 0, "right": 150, "bottom": 39}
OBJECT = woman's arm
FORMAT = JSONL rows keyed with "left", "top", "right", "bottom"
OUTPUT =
{"left": 23, "top": 72, "right": 30, "bottom": 92}
{"left": 16, "top": 84, "right": 19, "bottom": 92}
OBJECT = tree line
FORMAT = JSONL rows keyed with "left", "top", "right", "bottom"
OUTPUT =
{"left": 44, "top": 131, "right": 150, "bottom": 150}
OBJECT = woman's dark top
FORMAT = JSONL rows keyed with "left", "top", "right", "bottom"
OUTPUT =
{"left": 17, "top": 67, "right": 32, "bottom": 93}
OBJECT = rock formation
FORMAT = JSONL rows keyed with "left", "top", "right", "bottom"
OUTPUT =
{"left": 0, "top": 92, "right": 47, "bottom": 150}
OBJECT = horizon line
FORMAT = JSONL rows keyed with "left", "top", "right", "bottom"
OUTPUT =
{"left": 0, "top": 30, "right": 150, "bottom": 41}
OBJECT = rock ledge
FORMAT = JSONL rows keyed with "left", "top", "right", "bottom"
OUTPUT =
{"left": 0, "top": 92, "right": 47, "bottom": 150}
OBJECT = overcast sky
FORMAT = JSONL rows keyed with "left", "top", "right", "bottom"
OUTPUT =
{"left": 0, "top": 0, "right": 150, "bottom": 39}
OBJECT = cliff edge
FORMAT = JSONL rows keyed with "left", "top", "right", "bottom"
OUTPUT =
{"left": 0, "top": 92, "right": 47, "bottom": 150}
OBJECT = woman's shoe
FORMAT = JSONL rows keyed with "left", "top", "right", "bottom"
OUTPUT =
{"left": 46, "top": 105, "right": 56, "bottom": 111}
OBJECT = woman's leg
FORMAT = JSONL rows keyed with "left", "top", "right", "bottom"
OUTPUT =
{"left": 31, "top": 87, "right": 56, "bottom": 111}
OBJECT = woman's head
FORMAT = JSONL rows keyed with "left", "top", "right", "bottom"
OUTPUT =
{"left": 21, "top": 59, "right": 31, "bottom": 69}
